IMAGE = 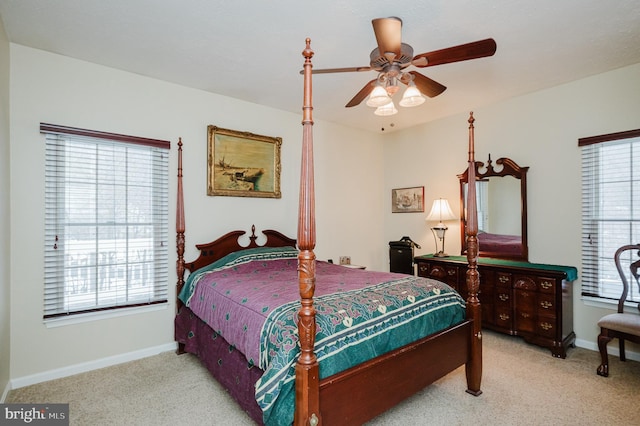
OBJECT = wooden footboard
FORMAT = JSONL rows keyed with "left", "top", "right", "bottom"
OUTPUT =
{"left": 319, "top": 321, "right": 472, "bottom": 425}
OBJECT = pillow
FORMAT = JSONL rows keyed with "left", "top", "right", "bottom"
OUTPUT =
{"left": 179, "top": 245, "right": 298, "bottom": 304}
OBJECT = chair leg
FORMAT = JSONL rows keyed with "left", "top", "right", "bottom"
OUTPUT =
{"left": 619, "top": 338, "right": 626, "bottom": 362}
{"left": 597, "top": 331, "right": 613, "bottom": 377}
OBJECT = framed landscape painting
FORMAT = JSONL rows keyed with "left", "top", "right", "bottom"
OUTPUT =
{"left": 207, "top": 125, "right": 282, "bottom": 198}
{"left": 391, "top": 186, "right": 424, "bottom": 213}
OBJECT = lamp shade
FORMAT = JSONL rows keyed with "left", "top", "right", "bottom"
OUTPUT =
{"left": 366, "top": 84, "right": 391, "bottom": 107}
{"left": 398, "top": 82, "right": 425, "bottom": 107}
{"left": 426, "top": 198, "right": 456, "bottom": 223}
{"left": 374, "top": 100, "right": 398, "bottom": 116}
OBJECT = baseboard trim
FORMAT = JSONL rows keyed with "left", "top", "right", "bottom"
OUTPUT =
{"left": 8, "top": 342, "right": 177, "bottom": 391}
{"left": 575, "top": 338, "right": 640, "bottom": 362}
{"left": 1, "top": 381, "right": 10, "bottom": 403}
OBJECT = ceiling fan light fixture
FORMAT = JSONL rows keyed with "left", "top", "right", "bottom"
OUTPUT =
{"left": 385, "top": 84, "right": 400, "bottom": 96}
{"left": 366, "top": 84, "right": 392, "bottom": 107}
{"left": 399, "top": 82, "right": 425, "bottom": 107}
{"left": 374, "top": 100, "right": 398, "bottom": 116}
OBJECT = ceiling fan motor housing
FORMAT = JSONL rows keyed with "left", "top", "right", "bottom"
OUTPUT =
{"left": 369, "top": 43, "right": 414, "bottom": 71}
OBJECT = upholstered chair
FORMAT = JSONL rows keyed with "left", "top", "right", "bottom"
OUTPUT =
{"left": 596, "top": 244, "right": 640, "bottom": 377}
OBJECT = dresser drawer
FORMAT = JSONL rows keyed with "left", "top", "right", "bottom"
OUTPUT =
{"left": 515, "top": 309, "right": 535, "bottom": 334}
{"left": 538, "top": 277, "right": 556, "bottom": 294}
{"left": 536, "top": 317, "right": 557, "bottom": 339}
{"left": 416, "top": 262, "right": 430, "bottom": 278}
{"left": 495, "top": 271, "right": 512, "bottom": 288}
{"left": 442, "top": 266, "right": 459, "bottom": 287}
{"left": 514, "top": 275, "right": 537, "bottom": 291}
{"left": 425, "top": 264, "right": 459, "bottom": 289}
{"left": 495, "top": 289, "right": 511, "bottom": 306}
{"left": 537, "top": 293, "right": 556, "bottom": 316}
{"left": 495, "top": 307, "right": 512, "bottom": 329}
{"left": 514, "top": 289, "right": 536, "bottom": 311}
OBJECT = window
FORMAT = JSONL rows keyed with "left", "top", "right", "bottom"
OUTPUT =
{"left": 42, "top": 123, "right": 170, "bottom": 319}
{"left": 580, "top": 129, "right": 640, "bottom": 303}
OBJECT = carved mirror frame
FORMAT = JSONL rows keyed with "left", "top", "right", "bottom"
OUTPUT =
{"left": 458, "top": 155, "right": 529, "bottom": 261}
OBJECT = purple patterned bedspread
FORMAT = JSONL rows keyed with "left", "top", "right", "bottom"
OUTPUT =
{"left": 183, "top": 257, "right": 414, "bottom": 370}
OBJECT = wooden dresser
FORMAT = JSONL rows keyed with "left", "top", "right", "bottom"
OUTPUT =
{"left": 414, "top": 255, "right": 578, "bottom": 358}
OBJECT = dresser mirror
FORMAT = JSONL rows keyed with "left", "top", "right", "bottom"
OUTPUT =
{"left": 458, "top": 155, "right": 529, "bottom": 261}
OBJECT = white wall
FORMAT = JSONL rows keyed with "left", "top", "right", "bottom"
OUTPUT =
{"left": 384, "top": 62, "right": 640, "bottom": 350}
{"left": 8, "top": 44, "right": 384, "bottom": 381}
{"left": 8, "top": 40, "right": 639, "bottom": 384}
{"left": 0, "top": 17, "right": 11, "bottom": 400}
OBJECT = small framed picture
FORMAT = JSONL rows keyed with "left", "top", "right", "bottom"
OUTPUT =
{"left": 391, "top": 186, "right": 424, "bottom": 213}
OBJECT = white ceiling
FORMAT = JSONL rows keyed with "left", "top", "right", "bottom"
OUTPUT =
{"left": 1, "top": 0, "right": 639, "bottom": 133}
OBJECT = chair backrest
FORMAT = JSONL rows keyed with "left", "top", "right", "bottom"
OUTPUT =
{"left": 614, "top": 244, "right": 640, "bottom": 313}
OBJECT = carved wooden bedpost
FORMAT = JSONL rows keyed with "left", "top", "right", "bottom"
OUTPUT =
{"left": 176, "top": 137, "right": 186, "bottom": 309}
{"left": 294, "top": 38, "right": 321, "bottom": 426}
{"left": 176, "top": 137, "right": 186, "bottom": 354}
{"left": 465, "top": 112, "right": 483, "bottom": 395}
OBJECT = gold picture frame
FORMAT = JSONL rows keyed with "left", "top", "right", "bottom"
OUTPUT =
{"left": 391, "top": 186, "right": 425, "bottom": 213}
{"left": 207, "top": 126, "right": 282, "bottom": 198}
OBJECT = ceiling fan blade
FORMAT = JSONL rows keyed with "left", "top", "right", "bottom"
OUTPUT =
{"left": 408, "top": 71, "right": 447, "bottom": 98}
{"left": 299, "top": 66, "right": 372, "bottom": 75}
{"left": 372, "top": 17, "right": 402, "bottom": 62}
{"left": 412, "top": 38, "right": 497, "bottom": 68}
{"left": 345, "top": 79, "right": 377, "bottom": 108}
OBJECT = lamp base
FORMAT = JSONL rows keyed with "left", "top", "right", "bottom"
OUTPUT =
{"left": 433, "top": 251, "right": 449, "bottom": 258}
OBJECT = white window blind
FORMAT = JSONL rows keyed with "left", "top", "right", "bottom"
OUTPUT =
{"left": 42, "top": 123, "right": 170, "bottom": 319}
{"left": 580, "top": 129, "right": 640, "bottom": 303}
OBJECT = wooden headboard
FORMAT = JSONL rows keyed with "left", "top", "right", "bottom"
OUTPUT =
{"left": 185, "top": 225, "right": 296, "bottom": 273}
{"left": 175, "top": 224, "right": 296, "bottom": 303}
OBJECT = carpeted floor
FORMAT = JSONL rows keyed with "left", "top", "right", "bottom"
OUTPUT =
{"left": 6, "top": 330, "right": 640, "bottom": 425}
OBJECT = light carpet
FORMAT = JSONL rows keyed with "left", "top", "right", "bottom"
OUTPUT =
{"left": 7, "top": 331, "right": 640, "bottom": 425}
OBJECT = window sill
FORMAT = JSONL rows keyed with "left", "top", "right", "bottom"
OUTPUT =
{"left": 44, "top": 303, "right": 169, "bottom": 328}
{"left": 582, "top": 296, "right": 640, "bottom": 315}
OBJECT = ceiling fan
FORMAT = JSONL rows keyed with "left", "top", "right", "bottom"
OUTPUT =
{"left": 308, "top": 17, "right": 497, "bottom": 114}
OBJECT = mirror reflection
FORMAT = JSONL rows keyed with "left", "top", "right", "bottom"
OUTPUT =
{"left": 458, "top": 155, "right": 529, "bottom": 261}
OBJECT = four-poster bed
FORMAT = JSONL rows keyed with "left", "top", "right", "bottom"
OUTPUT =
{"left": 174, "top": 39, "right": 482, "bottom": 426}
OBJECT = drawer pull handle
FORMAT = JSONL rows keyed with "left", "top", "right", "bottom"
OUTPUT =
{"left": 448, "top": 270, "right": 456, "bottom": 276}
{"left": 540, "top": 281, "right": 553, "bottom": 290}
{"left": 541, "top": 322, "right": 553, "bottom": 330}
{"left": 499, "top": 276, "right": 509, "bottom": 283}
{"left": 540, "top": 301, "right": 553, "bottom": 309}
{"left": 499, "top": 313, "right": 510, "bottom": 321}
{"left": 499, "top": 294, "right": 509, "bottom": 301}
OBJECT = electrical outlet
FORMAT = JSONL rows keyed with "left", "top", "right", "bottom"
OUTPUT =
{"left": 339, "top": 256, "right": 351, "bottom": 265}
